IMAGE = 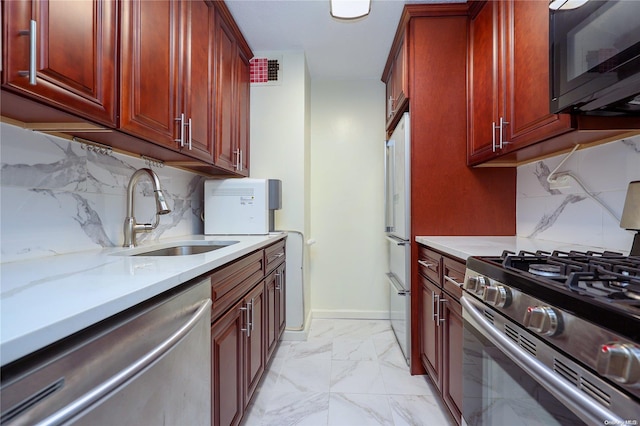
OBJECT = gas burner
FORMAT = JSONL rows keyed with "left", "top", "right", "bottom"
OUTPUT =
{"left": 528, "top": 263, "right": 564, "bottom": 277}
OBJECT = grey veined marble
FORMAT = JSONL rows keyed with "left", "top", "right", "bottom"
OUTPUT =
{"left": 0, "top": 122, "right": 204, "bottom": 262}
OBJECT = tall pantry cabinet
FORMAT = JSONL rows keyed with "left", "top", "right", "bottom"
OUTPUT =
{"left": 382, "top": 4, "right": 516, "bottom": 423}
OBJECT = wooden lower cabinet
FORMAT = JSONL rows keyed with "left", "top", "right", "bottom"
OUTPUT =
{"left": 211, "top": 239, "right": 286, "bottom": 426}
{"left": 420, "top": 275, "right": 441, "bottom": 390}
{"left": 265, "top": 262, "right": 286, "bottom": 361}
{"left": 211, "top": 299, "right": 244, "bottom": 426}
{"left": 244, "top": 282, "right": 265, "bottom": 407}
{"left": 418, "top": 244, "right": 464, "bottom": 425}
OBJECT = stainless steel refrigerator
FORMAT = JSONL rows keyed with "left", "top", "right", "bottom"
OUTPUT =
{"left": 384, "top": 112, "right": 411, "bottom": 364}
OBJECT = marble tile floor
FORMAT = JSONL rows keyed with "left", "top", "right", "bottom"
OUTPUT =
{"left": 241, "top": 318, "right": 456, "bottom": 426}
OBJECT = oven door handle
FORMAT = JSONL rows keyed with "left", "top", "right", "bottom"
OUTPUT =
{"left": 460, "top": 295, "right": 626, "bottom": 425}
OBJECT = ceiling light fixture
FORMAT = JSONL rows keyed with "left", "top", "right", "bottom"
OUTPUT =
{"left": 330, "top": 0, "right": 371, "bottom": 20}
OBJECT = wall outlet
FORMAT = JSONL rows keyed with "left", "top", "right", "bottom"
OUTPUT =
{"left": 549, "top": 174, "right": 571, "bottom": 190}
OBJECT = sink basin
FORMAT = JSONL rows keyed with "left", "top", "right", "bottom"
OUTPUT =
{"left": 115, "top": 241, "right": 239, "bottom": 257}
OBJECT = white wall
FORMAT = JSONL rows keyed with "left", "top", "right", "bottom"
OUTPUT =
{"left": 249, "top": 51, "right": 312, "bottom": 330}
{"left": 517, "top": 135, "right": 640, "bottom": 252}
{"left": 309, "top": 80, "right": 387, "bottom": 318}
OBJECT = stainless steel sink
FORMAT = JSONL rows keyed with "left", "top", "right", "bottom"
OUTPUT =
{"left": 114, "top": 241, "right": 239, "bottom": 257}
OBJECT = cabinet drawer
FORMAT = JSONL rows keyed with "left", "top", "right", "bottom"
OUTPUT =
{"left": 442, "top": 256, "right": 465, "bottom": 301}
{"left": 264, "top": 239, "right": 286, "bottom": 273}
{"left": 210, "top": 250, "right": 264, "bottom": 322}
{"left": 418, "top": 245, "right": 441, "bottom": 284}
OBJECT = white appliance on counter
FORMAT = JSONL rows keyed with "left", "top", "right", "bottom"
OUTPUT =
{"left": 384, "top": 112, "right": 411, "bottom": 364}
{"left": 205, "top": 178, "right": 272, "bottom": 235}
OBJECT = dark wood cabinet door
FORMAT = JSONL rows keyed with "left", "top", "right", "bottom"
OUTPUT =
{"left": 442, "top": 296, "right": 463, "bottom": 424}
{"left": 467, "top": 0, "right": 500, "bottom": 163}
{"left": 2, "top": 0, "right": 117, "bottom": 127}
{"left": 420, "top": 275, "right": 441, "bottom": 390}
{"left": 214, "top": 15, "right": 237, "bottom": 172}
{"left": 236, "top": 49, "right": 251, "bottom": 176}
{"left": 265, "top": 271, "right": 278, "bottom": 361}
{"left": 276, "top": 264, "right": 286, "bottom": 337}
{"left": 120, "top": 0, "right": 180, "bottom": 148}
{"left": 182, "top": 0, "right": 215, "bottom": 162}
{"left": 502, "top": 0, "right": 573, "bottom": 149}
{"left": 211, "top": 300, "right": 244, "bottom": 426}
{"left": 244, "top": 283, "right": 265, "bottom": 407}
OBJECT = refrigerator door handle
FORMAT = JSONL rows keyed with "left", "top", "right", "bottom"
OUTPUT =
{"left": 386, "top": 273, "right": 409, "bottom": 295}
{"left": 386, "top": 235, "right": 409, "bottom": 246}
{"left": 384, "top": 140, "right": 395, "bottom": 233}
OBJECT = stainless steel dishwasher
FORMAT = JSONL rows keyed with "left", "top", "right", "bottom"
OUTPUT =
{"left": 0, "top": 278, "right": 212, "bottom": 426}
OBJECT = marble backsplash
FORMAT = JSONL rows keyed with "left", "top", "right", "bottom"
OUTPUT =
{"left": 516, "top": 134, "right": 640, "bottom": 253}
{"left": 1, "top": 122, "right": 206, "bottom": 263}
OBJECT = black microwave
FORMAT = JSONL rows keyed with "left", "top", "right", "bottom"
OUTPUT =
{"left": 550, "top": 0, "right": 640, "bottom": 115}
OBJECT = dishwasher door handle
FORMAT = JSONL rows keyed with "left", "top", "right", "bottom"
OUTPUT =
{"left": 41, "top": 298, "right": 212, "bottom": 426}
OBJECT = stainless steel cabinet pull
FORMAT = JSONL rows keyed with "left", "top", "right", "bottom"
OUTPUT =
{"left": 418, "top": 260, "right": 434, "bottom": 269}
{"left": 444, "top": 275, "right": 462, "bottom": 288}
{"left": 249, "top": 299, "right": 254, "bottom": 332}
{"left": 275, "top": 272, "right": 281, "bottom": 291}
{"left": 432, "top": 292, "right": 438, "bottom": 322}
{"left": 233, "top": 149, "right": 240, "bottom": 170}
{"left": 18, "top": 20, "right": 37, "bottom": 85}
{"left": 40, "top": 299, "right": 211, "bottom": 426}
{"left": 435, "top": 293, "right": 442, "bottom": 327}
{"left": 174, "top": 113, "right": 185, "bottom": 146}
{"left": 274, "top": 252, "right": 285, "bottom": 258}
{"left": 187, "top": 118, "right": 192, "bottom": 150}
{"left": 240, "top": 304, "right": 250, "bottom": 337}
{"left": 240, "top": 150, "right": 243, "bottom": 171}
{"left": 499, "top": 116, "right": 510, "bottom": 149}
{"left": 439, "top": 297, "right": 447, "bottom": 324}
{"left": 491, "top": 121, "right": 497, "bottom": 152}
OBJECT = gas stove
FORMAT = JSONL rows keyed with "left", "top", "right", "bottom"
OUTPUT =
{"left": 463, "top": 250, "right": 640, "bottom": 423}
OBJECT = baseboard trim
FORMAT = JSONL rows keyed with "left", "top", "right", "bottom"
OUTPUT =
{"left": 311, "top": 310, "right": 390, "bottom": 320}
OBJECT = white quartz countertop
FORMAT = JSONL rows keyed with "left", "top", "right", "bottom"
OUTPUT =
{"left": 0, "top": 233, "right": 285, "bottom": 367}
{"left": 415, "top": 236, "right": 628, "bottom": 262}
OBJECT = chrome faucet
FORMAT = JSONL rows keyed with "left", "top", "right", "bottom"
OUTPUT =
{"left": 123, "top": 168, "right": 171, "bottom": 247}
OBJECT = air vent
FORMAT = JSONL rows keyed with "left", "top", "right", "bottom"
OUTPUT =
{"left": 483, "top": 310, "right": 494, "bottom": 324}
{"left": 250, "top": 56, "right": 282, "bottom": 86}
{"left": 504, "top": 323, "right": 519, "bottom": 343}
{"left": 580, "top": 377, "right": 611, "bottom": 407}
{"left": 504, "top": 324, "right": 536, "bottom": 356}
{"left": 554, "top": 358, "right": 579, "bottom": 387}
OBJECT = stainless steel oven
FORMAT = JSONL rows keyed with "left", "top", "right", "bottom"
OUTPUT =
{"left": 462, "top": 251, "right": 640, "bottom": 426}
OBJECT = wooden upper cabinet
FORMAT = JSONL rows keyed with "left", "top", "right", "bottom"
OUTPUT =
{"left": 120, "top": 0, "right": 181, "bottom": 148}
{"left": 468, "top": 0, "right": 575, "bottom": 166}
{"left": 383, "top": 33, "right": 408, "bottom": 131}
{"left": 181, "top": 0, "right": 216, "bottom": 162}
{"left": 213, "top": 4, "right": 252, "bottom": 176}
{"left": 2, "top": 0, "right": 117, "bottom": 127}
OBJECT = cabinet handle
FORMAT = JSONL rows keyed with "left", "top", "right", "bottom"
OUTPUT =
{"left": 499, "top": 117, "right": 510, "bottom": 150}
{"left": 432, "top": 292, "right": 438, "bottom": 322}
{"left": 444, "top": 275, "right": 463, "bottom": 288}
{"left": 18, "top": 20, "right": 37, "bottom": 85}
{"left": 174, "top": 113, "right": 185, "bottom": 146}
{"left": 187, "top": 118, "right": 192, "bottom": 150}
{"left": 240, "top": 302, "right": 252, "bottom": 337}
{"left": 233, "top": 149, "right": 240, "bottom": 170}
{"left": 388, "top": 96, "right": 394, "bottom": 116}
{"left": 491, "top": 121, "right": 497, "bottom": 152}
{"left": 418, "top": 260, "right": 434, "bottom": 269}
{"left": 249, "top": 299, "right": 254, "bottom": 332}
{"left": 275, "top": 272, "right": 281, "bottom": 291}
{"left": 239, "top": 150, "right": 244, "bottom": 171}
{"left": 274, "top": 252, "right": 285, "bottom": 258}
{"left": 439, "top": 297, "right": 448, "bottom": 325}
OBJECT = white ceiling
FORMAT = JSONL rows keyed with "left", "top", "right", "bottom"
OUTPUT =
{"left": 225, "top": 0, "right": 465, "bottom": 81}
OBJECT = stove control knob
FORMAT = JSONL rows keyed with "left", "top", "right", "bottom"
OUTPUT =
{"left": 597, "top": 343, "right": 640, "bottom": 385}
{"left": 482, "top": 285, "right": 511, "bottom": 308}
{"left": 464, "top": 275, "right": 488, "bottom": 295}
{"left": 523, "top": 306, "right": 561, "bottom": 336}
